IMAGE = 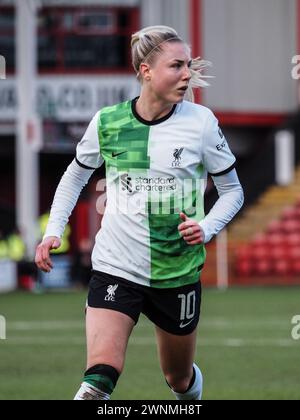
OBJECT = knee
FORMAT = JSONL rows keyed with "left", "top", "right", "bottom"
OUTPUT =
{"left": 88, "top": 357, "right": 123, "bottom": 375}
{"left": 88, "top": 349, "right": 125, "bottom": 374}
{"left": 165, "top": 371, "right": 192, "bottom": 394}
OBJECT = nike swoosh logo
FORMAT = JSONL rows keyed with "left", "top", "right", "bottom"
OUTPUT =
{"left": 112, "top": 151, "right": 127, "bottom": 157}
{"left": 179, "top": 319, "right": 194, "bottom": 328}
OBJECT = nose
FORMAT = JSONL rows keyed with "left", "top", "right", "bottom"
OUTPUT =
{"left": 183, "top": 65, "right": 192, "bottom": 81}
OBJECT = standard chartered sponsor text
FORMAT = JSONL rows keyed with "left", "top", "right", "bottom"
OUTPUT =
{"left": 135, "top": 176, "right": 176, "bottom": 192}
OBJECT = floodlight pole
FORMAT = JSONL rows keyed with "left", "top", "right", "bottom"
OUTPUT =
{"left": 190, "top": 0, "right": 201, "bottom": 104}
{"left": 16, "top": 0, "right": 40, "bottom": 260}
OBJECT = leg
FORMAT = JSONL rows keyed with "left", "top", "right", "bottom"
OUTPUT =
{"left": 74, "top": 307, "right": 135, "bottom": 400}
{"left": 86, "top": 307, "right": 135, "bottom": 372}
{"left": 155, "top": 326, "right": 203, "bottom": 399}
{"left": 155, "top": 326, "right": 196, "bottom": 392}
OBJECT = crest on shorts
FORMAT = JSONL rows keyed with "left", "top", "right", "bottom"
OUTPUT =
{"left": 104, "top": 284, "right": 118, "bottom": 301}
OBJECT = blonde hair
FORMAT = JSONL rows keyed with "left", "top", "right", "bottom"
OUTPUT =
{"left": 131, "top": 25, "right": 212, "bottom": 102}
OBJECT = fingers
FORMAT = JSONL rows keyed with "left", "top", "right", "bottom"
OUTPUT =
{"left": 179, "top": 225, "right": 198, "bottom": 239}
{"left": 186, "top": 227, "right": 194, "bottom": 236}
{"left": 184, "top": 231, "right": 204, "bottom": 245}
{"left": 183, "top": 231, "right": 202, "bottom": 242}
{"left": 35, "top": 240, "right": 55, "bottom": 273}
{"left": 179, "top": 212, "right": 188, "bottom": 222}
{"left": 35, "top": 246, "right": 53, "bottom": 273}
{"left": 178, "top": 219, "right": 197, "bottom": 235}
{"left": 186, "top": 238, "right": 203, "bottom": 245}
{"left": 178, "top": 219, "right": 205, "bottom": 245}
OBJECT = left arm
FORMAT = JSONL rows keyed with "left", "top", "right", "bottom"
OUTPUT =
{"left": 179, "top": 109, "right": 244, "bottom": 244}
{"left": 199, "top": 168, "right": 244, "bottom": 243}
{"left": 178, "top": 169, "right": 244, "bottom": 244}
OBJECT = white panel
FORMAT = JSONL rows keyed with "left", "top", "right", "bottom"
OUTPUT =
{"left": 0, "top": 75, "right": 140, "bottom": 121}
{"left": 141, "top": 0, "right": 188, "bottom": 41}
{"left": 202, "top": 0, "right": 297, "bottom": 113}
{"left": 0, "top": 261, "right": 17, "bottom": 293}
{"left": 141, "top": 0, "right": 164, "bottom": 27}
{"left": 275, "top": 130, "right": 295, "bottom": 185}
{"left": 0, "top": 0, "right": 139, "bottom": 5}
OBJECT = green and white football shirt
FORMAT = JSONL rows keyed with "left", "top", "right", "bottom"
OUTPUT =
{"left": 76, "top": 99, "right": 236, "bottom": 288}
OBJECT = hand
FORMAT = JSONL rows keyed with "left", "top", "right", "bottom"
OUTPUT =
{"left": 35, "top": 236, "right": 61, "bottom": 273}
{"left": 178, "top": 212, "right": 205, "bottom": 245}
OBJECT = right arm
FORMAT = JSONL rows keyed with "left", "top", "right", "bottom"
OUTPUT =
{"left": 35, "top": 160, "right": 94, "bottom": 272}
{"left": 35, "top": 111, "right": 103, "bottom": 272}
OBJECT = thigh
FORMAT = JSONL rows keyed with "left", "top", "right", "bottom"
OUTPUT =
{"left": 143, "top": 281, "right": 201, "bottom": 335}
{"left": 144, "top": 281, "right": 201, "bottom": 378}
{"left": 155, "top": 326, "right": 197, "bottom": 378}
{"left": 87, "top": 271, "right": 144, "bottom": 324}
{"left": 86, "top": 271, "right": 144, "bottom": 372}
{"left": 86, "top": 307, "right": 135, "bottom": 373}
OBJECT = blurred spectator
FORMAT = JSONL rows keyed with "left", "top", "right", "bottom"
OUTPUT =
{"left": 7, "top": 229, "right": 25, "bottom": 261}
{"left": 72, "top": 238, "right": 92, "bottom": 288}
{"left": 39, "top": 212, "right": 71, "bottom": 254}
{"left": 0, "top": 230, "right": 8, "bottom": 260}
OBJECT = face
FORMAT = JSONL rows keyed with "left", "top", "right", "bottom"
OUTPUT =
{"left": 142, "top": 41, "right": 192, "bottom": 104}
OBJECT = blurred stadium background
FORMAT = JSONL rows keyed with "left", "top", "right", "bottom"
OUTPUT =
{"left": 0, "top": 0, "right": 299, "bottom": 400}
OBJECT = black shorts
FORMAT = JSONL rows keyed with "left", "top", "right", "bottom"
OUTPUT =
{"left": 87, "top": 270, "right": 201, "bottom": 336}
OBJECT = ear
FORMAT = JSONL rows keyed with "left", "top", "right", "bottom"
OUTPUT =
{"left": 139, "top": 62, "right": 151, "bottom": 82}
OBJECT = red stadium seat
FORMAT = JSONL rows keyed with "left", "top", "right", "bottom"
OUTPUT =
{"left": 252, "top": 245, "right": 269, "bottom": 260}
{"left": 267, "top": 233, "right": 286, "bottom": 247}
{"left": 286, "top": 234, "right": 300, "bottom": 247}
{"left": 253, "top": 259, "right": 272, "bottom": 276}
{"left": 251, "top": 233, "right": 268, "bottom": 247}
{"left": 289, "top": 246, "right": 300, "bottom": 261}
{"left": 291, "top": 260, "right": 300, "bottom": 275}
{"left": 269, "top": 246, "right": 286, "bottom": 260}
{"left": 238, "top": 199, "right": 300, "bottom": 279}
{"left": 281, "top": 206, "right": 298, "bottom": 221}
{"left": 273, "top": 260, "right": 291, "bottom": 276}
{"left": 266, "top": 220, "right": 282, "bottom": 234}
{"left": 236, "top": 260, "right": 252, "bottom": 276}
{"left": 282, "top": 220, "right": 300, "bottom": 234}
{"left": 236, "top": 245, "right": 252, "bottom": 260}
{"left": 295, "top": 197, "right": 300, "bottom": 208}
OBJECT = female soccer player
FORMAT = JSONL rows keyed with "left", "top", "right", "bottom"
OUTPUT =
{"left": 35, "top": 25, "right": 243, "bottom": 400}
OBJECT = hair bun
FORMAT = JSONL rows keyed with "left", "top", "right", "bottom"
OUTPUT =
{"left": 130, "top": 34, "right": 140, "bottom": 48}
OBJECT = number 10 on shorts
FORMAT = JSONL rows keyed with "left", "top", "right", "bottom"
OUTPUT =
{"left": 178, "top": 291, "right": 196, "bottom": 322}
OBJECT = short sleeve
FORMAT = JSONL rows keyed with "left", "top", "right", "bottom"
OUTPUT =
{"left": 76, "top": 111, "right": 104, "bottom": 169}
{"left": 202, "top": 111, "right": 236, "bottom": 176}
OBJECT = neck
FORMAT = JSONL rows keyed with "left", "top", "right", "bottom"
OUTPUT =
{"left": 135, "top": 92, "right": 174, "bottom": 121}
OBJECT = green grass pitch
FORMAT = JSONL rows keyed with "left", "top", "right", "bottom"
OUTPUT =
{"left": 0, "top": 287, "right": 299, "bottom": 400}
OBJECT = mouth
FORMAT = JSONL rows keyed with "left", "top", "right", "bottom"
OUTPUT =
{"left": 177, "top": 86, "right": 188, "bottom": 93}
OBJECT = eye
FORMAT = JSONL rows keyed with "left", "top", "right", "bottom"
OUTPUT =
{"left": 172, "top": 63, "right": 181, "bottom": 69}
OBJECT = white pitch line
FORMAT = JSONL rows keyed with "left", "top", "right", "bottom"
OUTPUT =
{"left": 8, "top": 321, "right": 84, "bottom": 330}
{"left": 1, "top": 336, "right": 298, "bottom": 347}
{"left": 6, "top": 317, "right": 292, "bottom": 331}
